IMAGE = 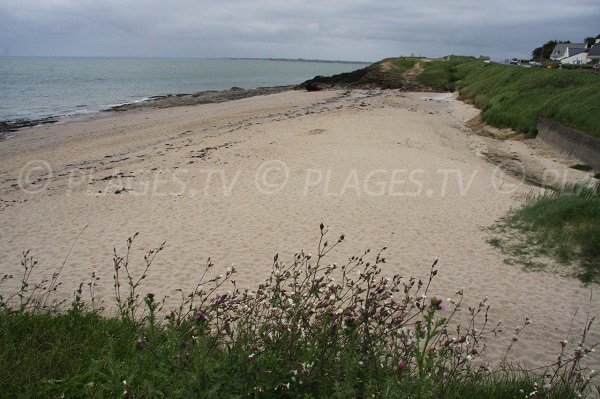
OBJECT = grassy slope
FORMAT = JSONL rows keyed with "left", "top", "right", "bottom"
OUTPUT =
{"left": 453, "top": 60, "right": 600, "bottom": 137}
{"left": 416, "top": 56, "right": 475, "bottom": 91}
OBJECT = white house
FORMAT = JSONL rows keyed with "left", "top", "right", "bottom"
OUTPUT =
{"left": 550, "top": 43, "right": 586, "bottom": 60}
{"left": 560, "top": 51, "right": 591, "bottom": 65}
{"left": 588, "top": 39, "right": 600, "bottom": 61}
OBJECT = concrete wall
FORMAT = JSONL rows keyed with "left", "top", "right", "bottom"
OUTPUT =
{"left": 536, "top": 118, "right": 600, "bottom": 169}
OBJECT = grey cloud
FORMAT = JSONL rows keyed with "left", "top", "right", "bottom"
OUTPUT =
{"left": 0, "top": 0, "right": 599, "bottom": 60}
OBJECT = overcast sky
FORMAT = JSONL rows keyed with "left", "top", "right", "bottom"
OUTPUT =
{"left": 0, "top": 0, "right": 598, "bottom": 61}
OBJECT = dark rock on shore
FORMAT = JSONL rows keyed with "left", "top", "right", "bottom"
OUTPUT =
{"left": 107, "top": 85, "right": 295, "bottom": 112}
{"left": 0, "top": 117, "right": 59, "bottom": 135}
{"left": 297, "top": 66, "right": 372, "bottom": 91}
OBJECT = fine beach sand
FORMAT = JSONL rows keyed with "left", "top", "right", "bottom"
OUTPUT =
{"left": 0, "top": 89, "right": 597, "bottom": 369}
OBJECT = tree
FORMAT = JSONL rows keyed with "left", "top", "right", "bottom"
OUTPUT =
{"left": 531, "top": 40, "right": 558, "bottom": 60}
{"left": 584, "top": 36, "right": 596, "bottom": 48}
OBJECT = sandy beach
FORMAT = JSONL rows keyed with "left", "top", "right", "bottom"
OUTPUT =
{"left": 0, "top": 89, "right": 597, "bottom": 369}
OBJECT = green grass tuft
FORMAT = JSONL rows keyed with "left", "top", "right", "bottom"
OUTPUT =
{"left": 571, "top": 164, "right": 594, "bottom": 171}
{"left": 490, "top": 181, "right": 600, "bottom": 283}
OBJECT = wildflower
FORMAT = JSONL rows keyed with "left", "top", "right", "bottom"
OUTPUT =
{"left": 195, "top": 310, "right": 208, "bottom": 321}
{"left": 466, "top": 355, "right": 473, "bottom": 361}
{"left": 398, "top": 361, "right": 406, "bottom": 370}
{"left": 135, "top": 337, "right": 148, "bottom": 348}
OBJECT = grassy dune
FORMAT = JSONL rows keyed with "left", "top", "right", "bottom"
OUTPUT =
{"left": 490, "top": 181, "right": 600, "bottom": 283}
{"left": 427, "top": 58, "right": 600, "bottom": 137}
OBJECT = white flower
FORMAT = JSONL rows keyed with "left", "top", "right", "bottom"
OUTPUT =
{"left": 466, "top": 355, "right": 473, "bottom": 361}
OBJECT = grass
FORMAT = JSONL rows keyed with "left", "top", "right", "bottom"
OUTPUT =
{"left": 571, "top": 164, "right": 594, "bottom": 172}
{"left": 489, "top": 181, "right": 600, "bottom": 283}
{"left": 453, "top": 61, "right": 600, "bottom": 137}
{"left": 415, "top": 56, "right": 475, "bottom": 91}
{"left": 363, "top": 57, "right": 417, "bottom": 88}
{"left": 0, "top": 226, "right": 598, "bottom": 398}
{"left": 411, "top": 57, "right": 600, "bottom": 137}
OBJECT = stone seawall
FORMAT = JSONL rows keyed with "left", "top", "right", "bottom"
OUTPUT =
{"left": 536, "top": 118, "right": 600, "bottom": 169}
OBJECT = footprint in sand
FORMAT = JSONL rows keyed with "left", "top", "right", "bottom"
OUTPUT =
{"left": 305, "top": 128, "right": 326, "bottom": 136}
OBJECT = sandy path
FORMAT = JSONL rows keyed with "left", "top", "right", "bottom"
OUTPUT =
{"left": 0, "top": 89, "right": 597, "bottom": 369}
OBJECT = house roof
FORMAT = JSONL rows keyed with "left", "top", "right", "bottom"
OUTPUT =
{"left": 569, "top": 48, "right": 586, "bottom": 56}
{"left": 550, "top": 43, "right": 586, "bottom": 58}
{"left": 588, "top": 44, "right": 600, "bottom": 57}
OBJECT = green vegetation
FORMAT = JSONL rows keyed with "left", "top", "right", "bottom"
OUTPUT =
{"left": 303, "top": 54, "right": 600, "bottom": 137}
{"left": 489, "top": 181, "right": 600, "bottom": 283}
{"left": 450, "top": 61, "right": 600, "bottom": 137}
{"left": 1, "top": 228, "right": 597, "bottom": 398}
{"left": 415, "top": 56, "right": 475, "bottom": 91}
{"left": 300, "top": 57, "right": 417, "bottom": 89}
{"left": 571, "top": 164, "right": 594, "bottom": 171}
{"left": 363, "top": 57, "right": 417, "bottom": 88}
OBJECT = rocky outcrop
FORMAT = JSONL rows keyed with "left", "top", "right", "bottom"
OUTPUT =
{"left": 108, "top": 85, "right": 295, "bottom": 112}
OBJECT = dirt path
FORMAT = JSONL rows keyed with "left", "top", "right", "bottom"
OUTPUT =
{"left": 402, "top": 61, "right": 426, "bottom": 90}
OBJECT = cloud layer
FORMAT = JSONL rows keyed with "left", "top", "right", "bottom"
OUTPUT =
{"left": 1, "top": 0, "right": 599, "bottom": 60}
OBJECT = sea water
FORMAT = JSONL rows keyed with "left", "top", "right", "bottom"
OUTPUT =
{"left": 0, "top": 57, "right": 368, "bottom": 123}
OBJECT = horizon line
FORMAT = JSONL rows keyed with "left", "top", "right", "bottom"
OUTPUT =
{"left": 0, "top": 55, "right": 374, "bottom": 64}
